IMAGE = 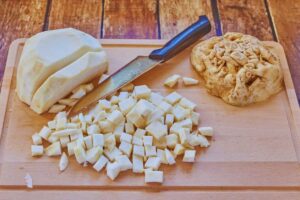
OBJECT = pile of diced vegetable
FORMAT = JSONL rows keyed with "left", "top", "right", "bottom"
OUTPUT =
{"left": 31, "top": 85, "right": 213, "bottom": 183}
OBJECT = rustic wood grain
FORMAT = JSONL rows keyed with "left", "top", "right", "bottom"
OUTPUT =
{"left": 268, "top": 0, "right": 300, "bottom": 102}
{"left": 103, "top": 0, "right": 158, "bottom": 39}
{"left": 217, "top": 0, "right": 273, "bottom": 41}
{"left": 159, "top": 0, "right": 215, "bottom": 39}
{"left": 0, "top": 0, "right": 47, "bottom": 81}
{"left": 48, "top": 0, "right": 103, "bottom": 38}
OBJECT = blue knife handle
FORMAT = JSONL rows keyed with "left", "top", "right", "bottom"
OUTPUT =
{"left": 149, "top": 15, "right": 211, "bottom": 61}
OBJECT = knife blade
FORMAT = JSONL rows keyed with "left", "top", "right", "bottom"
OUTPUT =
{"left": 68, "top": 15, "right": 211, "bottom": 116}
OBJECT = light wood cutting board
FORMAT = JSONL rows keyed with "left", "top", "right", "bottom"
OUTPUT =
{"left": 0, "top": 39, "right": 300, "bottom": 198}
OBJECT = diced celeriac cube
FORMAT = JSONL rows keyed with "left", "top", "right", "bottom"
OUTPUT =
{"left": 59, "top": 152, "right": 69, "bottom": 171}
{"left": 172, "top": 105, "right": 188, "bottom": 121}
{"left": 118, "top": 97, "right": 136, "bottom": 115}
{"left": 126, "top": 107, "right": 146, "bottom": 128}
{"left": 145, "top": 146, "right": 156, "bottom": 157}
{"left": 98, "top": 74, "right": 109, "bottom": 84}
{"left": 81, "top": 122, "right": 87, "bottom": 133}
{"left": 110, "top": 95, "right": 120, "bottom": 104}
{"left": 93, "top": 134, "right": 104, "bottom": 147}
{"left": 173, "top": 144, "right": 185, "bottom": 156}
{"left": 191, "top": 112, "right": 200, "bottom": 125}
{"left": 106, "top": 161, "right": 121, "bottom": 180}
{"left": 125, "top": 122, "right": 135, "bottom": 134}
{"left": 165, "top": 114, "right": 174, "bottom": 128}
{"left": 190, "top": 134, "right": 210, "bottom": 147}
{"left": 132, "top": 155, "right": 144, "bottom": 173}
{"left": 182, "top": 77, "right": 199, "bottom": 86}
{"left": 55, "top": 111, "right": 67, "bottom": 120}
{"left": 104, "top": 147, "right": 122, "bottom": 162}
{"left": 145, "top": 156, "right": 161, "bottom": 170}
{"left": 133, "top": 145, "right": 145, "bottom": 157}
{"left": 143, "top": 136, "right": 153, "bottom": 146}
{"left": 179, "top": 97, "right": 196, "bottom": 110}
{"left": 86, "top": 146, "right": 103, "bottom": 164}
{"left": 47, "top": 120, "right": 56, "bottom": 130}
{"left": 119, "top": 141, "right": 132, "bottom": 157}
{"left": 56, "top": 117, "right": 67, "bottom": 130}
{"left": 98, "top": 99, "right": 111, "bottom": 110}
{"left": 134, "top": 128, "right": 146, "bottom": 138}
{"left": 145, "top": 121, "right": 167, "bottom": 140}
{"left": 157, "top": 101, "right": 172, "bottom": 114}
{"left": 45, "top": 142, "right": 61, "bottom": 156}
{"left": 134, "top": 99, "right": 155, "bottom": 118}
{"left": 164, "top": 74, "right": 180, "bottom": 88}
{"left": 116, "top": 155, "right": 133, "bottom": 171}
{"left": 93, "top": 155, "right": 109, "bottom": 172}
{"left": 76, "top": 137, "right": 85, "bottom": 148}
{"left": 166, "top": 134, "right": 178, "bottom": 149}
{"left": 118, "top": 92, "right": 129, "bottom": 101}
{"left": 157, "top": 149, "right": 168, "bottom": 164}
{"left": 120, "top": 83, "right": 134, "bottom": 91}
{"left": 99, "top": 120, "right": 114, "bottom": 133}
{"left": 52, "top": 129, "right": 82, "bottom": 137}
{"left": 84, "top": 135, "right": 93, "bottom": 149}
{"left": 58, "top": 98, "right": 77, "bottom": 107}
{"left": 32, "top": 133, "right": 42, "bottom": 145}
{"left": 47, "top": 134, "right": 59, "bottom": 143}
{"left": 145, "top": 170, "right": 163, "bottom": 183}
{"left": 70, "top": 88, "right": 86, "bottom": 99}
{"left": 165, "top": 148, "right": 176, "bottom": 165}
{"left": 149, "top": 92, "right": 164, "bottom": 106}
{"left": 146, "top": 107, "right": 164, "bottom": 125}
{"left": 133, "top": 85, "right": 151, "bottom": 99}
{"left": 104, "top": 134, "right": 116, "bottom": 151}
{"left": 66, "top": 123, "right": 80, "bottom": 129}
{"left": 120, "top": 132, "right": 133, "bottom": 143}
{"left": 178, "top": 128, "right": 189, "bottom": 145}
{"left": 169, "top": 122, "right": 182, "bottom": 135}
{"left": 87, "top": 124, "right": 100, "bottom": 135}
{"left": 178, "top": 118, "right": 193, "bottom": 130}
{"left": 92, "top": 111, "right": 106, "bottom": 123}
{"left": 67, "top": 141, "right": 76, "bottom": 156}
{"left": 78, "top": 113, "right": 86, "bottom": 122}
{"left": 132, "top": 136, "right": 143, "bottom": 146}
{"left": 31, "top": 145, "right": 43, "bottom": 156}
{"left": 198, "top": 127, "right": 213, "bottom": 137}
{"left": 48, "top": 104, "right": 66, "bottom": 113}
{"left": 113, "top": 123, "right": 124, "bottom": 143}
{"left": 107, "top": 110, "right": 125, "bottom": 125}
{"left": 182, "top": 150, "right": 196, "bottom": 162}
{"left": 153, "top": 136, "right": 167, "bottom": 149}
{"left": 60, "top": 136, "right": 70, "bottom": 148}
{"left": 165, "top": 92, "right": 182, "bottom": 105}
{"left": 84, "top": 114, "right": 93, "bottom": 124}
{"left": 74, "top": 145, "right": 86, "bottom": 164}
{"left": 38, "top": 126, "right": 51, "bottom": 140}
{"left": 71, "top": 115, "right": 79, "bottom": 123}
{"left": 70, "top": 131, "right": 83, "bottom": 141}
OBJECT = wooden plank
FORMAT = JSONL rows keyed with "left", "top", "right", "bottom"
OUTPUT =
{"left": 103, "top": 0, "right": 158, "bottom": 39}
{"left": 267, "top": 0, "right": 300, "bottom": 102}
{"left": 1, "top": 190, "right": 300, "bottom": 200}
{"left": 48, "top": 0, "right": 103, "bottom": 38}
{"left": 159, "top": 0, "right": 215, "bottom": 39}
{"left": 0, "top": 0, "right": 47, "bottom": 82}
{"left": 217, "top": 0, "right": 273, "bottom": 41}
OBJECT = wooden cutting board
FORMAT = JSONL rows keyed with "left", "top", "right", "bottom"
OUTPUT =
{"left": 0, "top": 39, "right": 300, "bottom": 198}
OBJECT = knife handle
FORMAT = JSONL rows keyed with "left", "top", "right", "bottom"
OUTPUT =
{"left": 149, "top": 15, "right": 211, "bottom": 62}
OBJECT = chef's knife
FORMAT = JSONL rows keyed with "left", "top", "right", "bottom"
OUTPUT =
{"left": 68, "top": 15, "right": 211, "bottom": 116}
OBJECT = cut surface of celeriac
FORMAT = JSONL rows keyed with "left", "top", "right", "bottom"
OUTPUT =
{"left": 164, "top": 74, "right": 181, "bottom": 88}
{"left": 31, "top": 51, "right": 108, "bottom": 114}
{"left": 31, "top": 85, "right": 213, "bottom": 184}
{"left": 182, "top": 77, "right": 199, "bottom": 86}
{"left": 17, "top": 28, "right": 102, "bottom": 105}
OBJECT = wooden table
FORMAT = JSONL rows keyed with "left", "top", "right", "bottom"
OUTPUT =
{"left": 1, "top": 0, "right": 300, "bottom": 199}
